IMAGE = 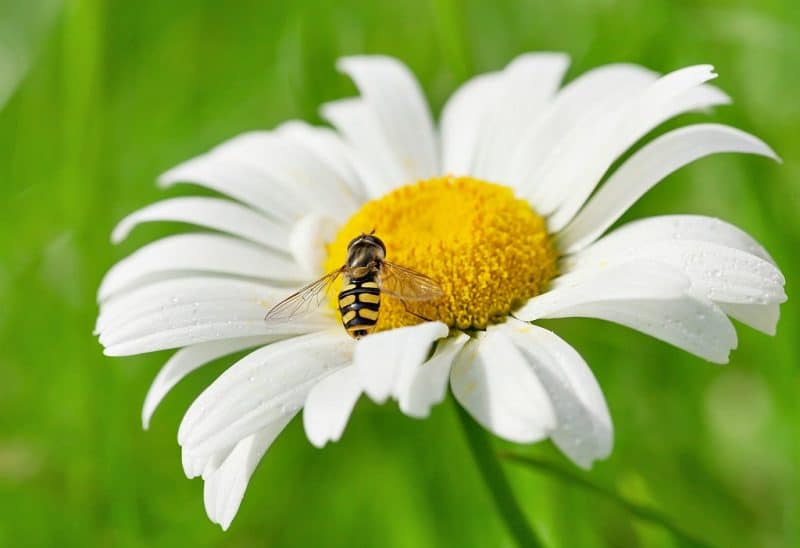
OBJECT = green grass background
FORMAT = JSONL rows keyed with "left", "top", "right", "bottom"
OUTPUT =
{"left": 1, "top": 0, "right": 798, "bottom": 546}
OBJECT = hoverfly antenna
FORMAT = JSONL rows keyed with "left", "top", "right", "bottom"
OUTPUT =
{"left": 369, "top": 227, "right": 376, "bottom": 235}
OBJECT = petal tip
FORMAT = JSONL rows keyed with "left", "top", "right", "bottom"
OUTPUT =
{"left": 141, "top": 401, "right": 155, "bottom": 430}
{"left": 110, "top": 223, "right": 129, "bottom": 244}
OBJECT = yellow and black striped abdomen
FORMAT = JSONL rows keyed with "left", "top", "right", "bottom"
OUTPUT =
{"left": 338, "top": 277, "right": 381, "bottom": 338}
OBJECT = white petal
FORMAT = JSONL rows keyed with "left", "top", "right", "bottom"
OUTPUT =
{"left": 508, "top": 64, "right": 658, "bottom": 197}
{"left": 516, "top": 261, "right": 736, "bottom": 363}
{"left": 354, "top": 322, "right": 449, "bottom": 404}
{"left": 160, "top": 131, "right": 359, "bottom": 223}
{"left": 142, "top": 336, "right": 276, "bottom": 429}
{"left": 544, "top": 65, "right": 731, "bottom": 230}
{"left": 557, "top": 124, "right": 779, "bottom": 253}
{"left": 564, "top": 297, "right": 737, "bottom": 363}
{"left": 516, "top": 261, "right": 690, "bottom": 321}
{"left": 450, "top": 329, "right": 556, "bottom": 443}
{"left": 97, "top": 276, "right": 297, "bottom": 334}
{"left": 337, "top": 55, "right": 438, "bottom": 183}
{"left": 321, "top": 98, "right": 402, "bottom": 197}
{"left": 97, "top": 277, "right": 331, "bottom": 355}
{"left": 203, "top": 413, "right": 294, "bottom": 530}
{"left": 184, "top": 444, "right": 229, "bottom": 481}
{"left": 398, "top": 333, "right": 470, "bottom": 418}
{"left": 276, "top": 120, "right": 366, "bottom": 200}
{"left": 288, "top": 213, "right": 339, "bottom": 278}
{"left": 230, "top": 133, "right": 359, "bottom": 221}
{"left": 97, "top": 233, "right": 302, "bottom": 301}
{"left": 235, "top": 133, "right": 359, "bottom": 220}
{"left": 561, "top": 216, "right": 784, "bottom": 336}
{"left": 567, "top": 240, "right": 785, "bottom": 305}
{"left": 111, "top": 197, "right": 290, "bottom": 251}
{"left": 503, "top": 321, "right": 612, "bottom": 468}
{"left": 440, "top": 72, "right": 501, "bottom": 175}
{"left": 101, "top": 299, "right": 328, "bottom": 356}
{"left": 720, "top": 302, "right": 780, "bottom": 335}
{"left": 471, "top": 52, "right": 570, "bottom": 182}
{"left": 564, "top": 215, "right": 775, "bottom": 265}
{"left": 159, "top": 138, "right": 302, "bottom": 223}
{"left": 303, "top": 365, "right": 362, "bottom": 448}
{"left": 179, "top": 331, "right": 353, "bottom": 457}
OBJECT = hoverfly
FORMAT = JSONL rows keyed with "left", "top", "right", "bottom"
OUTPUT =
{"left": 264, "top": 232, "right": 443, "bottom": 338}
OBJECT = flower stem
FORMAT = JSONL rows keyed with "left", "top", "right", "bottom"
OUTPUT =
{"left": 455, "top": 403, "right": 544, "bottom": 548}
{"left": 501, "top": 453, "right": 712, "bottom": 548}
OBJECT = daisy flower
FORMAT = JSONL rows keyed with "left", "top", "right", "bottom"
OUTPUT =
{"left": 95, "top": 53, "right": 786, "bottom": 530}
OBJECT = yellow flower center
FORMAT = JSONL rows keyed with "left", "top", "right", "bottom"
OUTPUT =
{"left": 325, "top": 176, "right": 558, "bottom": 331}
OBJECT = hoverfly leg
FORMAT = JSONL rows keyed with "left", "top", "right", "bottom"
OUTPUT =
{"left": 399, "top": 300, "right": 434, "bottom": 322}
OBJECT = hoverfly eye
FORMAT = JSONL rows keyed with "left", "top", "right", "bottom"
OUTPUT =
{"left": 370, "top": 235, "right": 386, "bottom": 255}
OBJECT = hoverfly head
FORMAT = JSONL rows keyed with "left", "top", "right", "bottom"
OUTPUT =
{"left": 346, "top": 232, "right": 386, "bottom": 263}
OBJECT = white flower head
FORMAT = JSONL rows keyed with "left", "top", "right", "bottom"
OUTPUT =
{"left": 96, "top": 53, "right": 786, "bottom": 530}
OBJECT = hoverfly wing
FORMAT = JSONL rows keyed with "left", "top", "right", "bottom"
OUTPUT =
{"left": 379, "top": 261, "right": 444, "bottom": 302}
{"left": 264, "top": 267, "right": 343, "bottom": 323}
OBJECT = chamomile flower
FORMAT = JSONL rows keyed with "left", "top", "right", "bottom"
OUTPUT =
{"left": 96, "top": 53, "right": 786, "bottom": 530}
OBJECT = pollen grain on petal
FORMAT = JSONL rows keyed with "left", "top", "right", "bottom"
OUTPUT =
{"left": 325, "top": 176, "right": 558, "bottom": 331}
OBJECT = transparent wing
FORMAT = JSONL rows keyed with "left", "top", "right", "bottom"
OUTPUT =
{"left": 379, "top": 261, "right": 444, "bottom": 302}
{"left": 264, "top": 268, "right": 343, "bottom": 323}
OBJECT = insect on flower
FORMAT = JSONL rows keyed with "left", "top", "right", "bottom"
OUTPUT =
{"left": 265, "top": 232, "right": 444, "bottom": 338}
{"left": 96, "top": 52, "right": 786, "bottom": 530}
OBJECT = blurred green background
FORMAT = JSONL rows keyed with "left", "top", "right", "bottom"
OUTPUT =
{"left": 0, "top": 0, "right": 798, "bottom": 546}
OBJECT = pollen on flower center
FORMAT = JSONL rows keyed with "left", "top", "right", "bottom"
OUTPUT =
{"left": 325, "top": 176, "right": 558, "bottom": 331}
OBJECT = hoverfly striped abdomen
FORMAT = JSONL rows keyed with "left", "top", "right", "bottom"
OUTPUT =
{"left": 339, "top": 275, "right": 381, "bottom": 338}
